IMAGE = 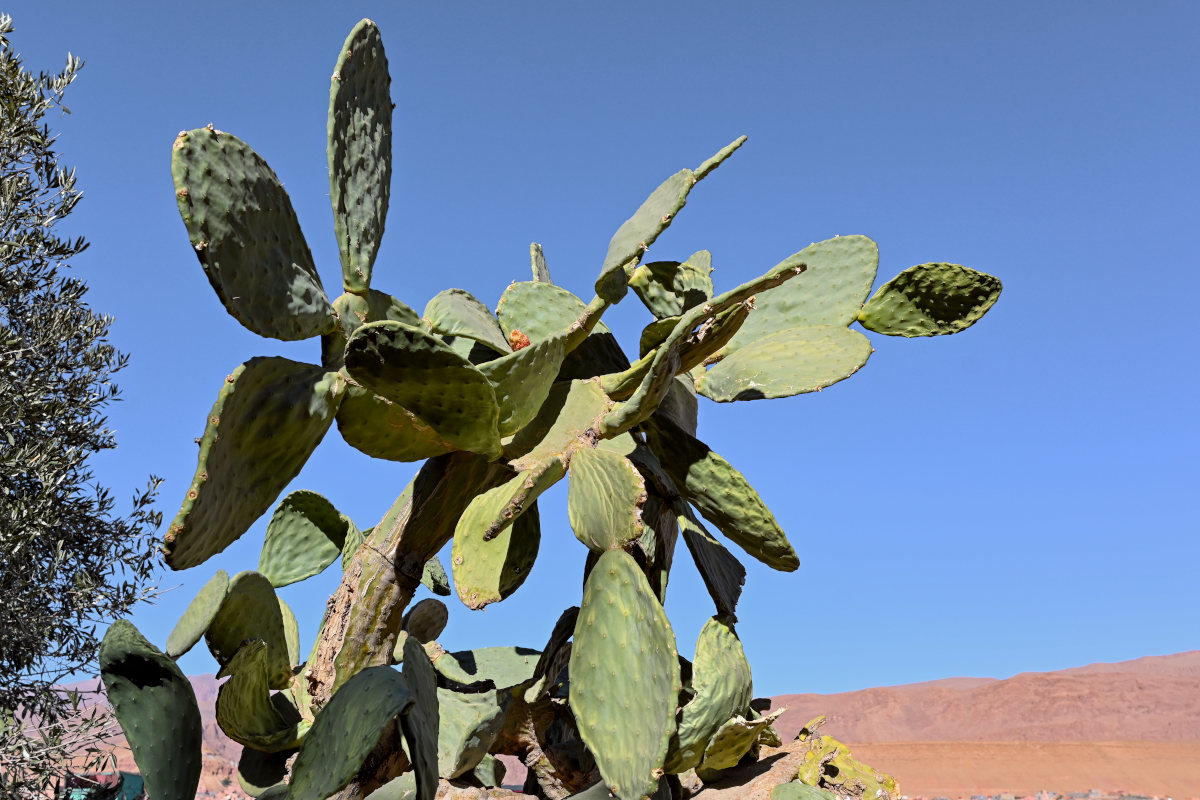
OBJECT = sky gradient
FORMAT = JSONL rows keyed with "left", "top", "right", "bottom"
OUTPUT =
{"left": 6, "top": 1, "right": 1197, "bottom": 696}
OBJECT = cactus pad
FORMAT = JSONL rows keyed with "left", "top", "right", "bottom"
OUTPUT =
{"left": 214, "top": 640, "right": 304, "bottom": 752}
{"left": 718, "top": 235, "right": 879, "bottom": 359}
{"left": 858, "top": 262, "right": 1002, "bottom": 337}
{"left": 205, "top": 571, "right": 292, "bottom": 689}
{"left": 496, "top": 281, "right": 630, "bottom": 379}
{"left": 645, "top": 415, "right": 798, "bottom": 572}
{"left": 435, "top": 685, "right": 512, "bottom": 778}
{"left": 596, "top": 168, "right": 694, "bottom": 303}
{"left": 531, "top": 242, "right": 552, "bottom": 283}
{"left": 433, "top": 646, "right": 541, "bottom": 690}
{"left": 279, "top": 597, "right": 300, "bottom": 666}
{"left": 678, "top": 511, "right": 745, "bottom": 620}
{"left": 164, "top": 357, "right": 343, "bottom": 570}
{"left": 424, "top": 288, "right": 512, "bottom": 354}
{"left": 399, "top": 634, "right": 440, "bottom": 800}
{"left": 344, "top": 320, "right": 501, "bottom": 458}
{"left": 452, "top": 473, "right": 545, "bottom": 609}
{"left": 567, "top": 447, "right": 647, "bottom": 553}
{"left": 665, "top": 617, "right": 753, "bottom": 773}
{"left": 771, "top": 783, "right": 838, "bottom": 800}
{"left": 697, "top": 326, "right": 872, "bottom": 402}
{"left": 699, "top": 710, "right": 785, "bottom": 772}
{"left": 402, "top": 598, "right": 449, "bottom": 643}
{"left": 165, "top": 569, "right": 229, "bottom": 659}
{"left": 570, "top": 549, "right": 680, "bottom": 800}
{"left": 694, "top": 135, "right": 747, "bottom": 180}
{"left": 237, "top": 746, "right": 294, "bottom": 797}
{"left": 336, "top": 380, "right": 457, "bottom": 462}
{"left": 506, "top": 379, "right": 613, "bottom": 468}
{"left": 630, "top": 251, "right": 714, "bottom": 319}
{"left": 328, "top": 19, "right": 391, "bottom": 293}
{"left": 172, "top": 127, "right": 333, "bottom": 340}
{"left": 323, "top": 290, "right": 421, "bottom": 369}
{"left": 477, "top": 332, "right": 568, "bottom": 436}
{"left": 286, "top": 666, "right": 415, "bottom": 800}
{"left": 258, "top": 490, "right": 354, "bottom": 587}
{"left": 421, "top": 554, "right": 452, "bottom": 596}
{"left": 100, "top": 621, "right": 202, "bottom": 800}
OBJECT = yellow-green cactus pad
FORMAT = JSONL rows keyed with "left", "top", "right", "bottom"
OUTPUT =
{"left": 433, "top": 646, "right": 540, "bottom": 690}
{"left": 697, "top": 325, "right": 872, "bottom": 402}
{"left": 496, "top": 281, "right": 630, "bottom": 379}
{"left": 570, "top": 549, "right": 680, "bottom": 800}
{"left": 858, "top": 262, "right": 1002, "bottom": 337}
{"left": 531, "top": 242, "right": 552, "bottom": 283}
{"left": 718, "top": 235, "right": 879, "bottom": 359}
{"left": 164, "top": 357, "right": 344, "bottom": 570}
{"left": 645, "top": 415, "right": 798, "bottom": 572}
{"left": 477, "top": 332, "right": 568, "bottom": 436}
{"left": 287, "top": 666, "right": 416, "bottom": 800}
{"left": 699, "top": 709, "right": 785, "bottom": 771}
{"left": 771, "top": 782, "right": 838, "bottom": 800}
{"left": 506, "top": 379, "right": 614, "bottom": 468}
{"left": 630, "top": 250, "right": 714, "bottom": 319}
{"left": 165, "top": 569, "right": 229, "bottom": 659}
{"left": 400, "top": 635, "right": 440, "bottom": 800}
{"left": 344, "top": 321, "right": 501, "bottom": 458}
{"left": 664, "top": 617, "right": 753, "bottom": 773}
{"left": 435, "top": 685, "right": 512, "bottom": 778}
{"left": 596, "top": 168, "right": 694, "bottom": 303}
{"left": 424, "top": 288, "right": 512, "bottom": 354}
{"left": 328, "top": 19, "right": 391, "bottom": 293}
{"left": 567, "top": 447, "right": 647, "bottom": 553}
{"left": 258, "top": 490, "right": 355, "bottom": 587}
{"left": 694, "top": 135, "right": 747, "bottom": 180}
{"left": 205, "top": 571, "right": 292, "bottom": 690}
{"left": 678, "top": 511, "right": 745, "bottom": 620}
{"left": 278, "top": 597, "right": 300, "bottom": 666}
{"left": 214, "top": 640, "right": 304, "bottom": 752}
{"left": 336, "top": 380, "right": 457, "bottom": 463}
{"left": 172, "top": 127, "right": 334, "bottom": 340}
{"left": 100, "top": 621, "right": 202, "bottom": 800}
{"left": 452, "top": 473, "right": 548, "bottom": 609}
{"left": 322, "top": 290, "right": 421, "bottom": 370}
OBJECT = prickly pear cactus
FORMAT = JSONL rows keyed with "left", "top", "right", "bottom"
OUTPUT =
{"left": 103, "top": 17, "right": 997, "bottom": 800}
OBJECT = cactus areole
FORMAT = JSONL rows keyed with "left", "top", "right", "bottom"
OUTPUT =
{"left": 104, "top": 18, "right": 1000, "bottom": 800}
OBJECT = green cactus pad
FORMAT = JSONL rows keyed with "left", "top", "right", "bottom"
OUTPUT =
{"left": 678, "top": 511, "right": 745, "bottom": 620}
{"left": 718, "top": 235, "right": 879, "bottom": 359}
{"left": 279, "top": 597, "right": 300, "bottom": 666}
{"left": 165, "top": 569, "right": 229, "bottom": 659}
{"left": 660, "top": 374, "right": 699, "bottom": 436}
{"left": 645, "top": 415, "right": 798, "bottom": 572}
{"left": 531, "top": 242, "right": 552, "bottom": 283}
{"left": 527, "top": 606, "right": 579, "bottom": 702}
{"left": 696, "top": 325, "right": 873, "bottom": 402}
{"left": 570, "top": 549, "right": 680, "bottom": 800}
{"left": 694, "top": 135, "right": 747, "bottom": 180}
{"left": 506, "top": 379, "right": 613, "bottom": 468}
{"left": 424, "top": 288, "right": 512, "bottom": 354}
{"left": 362, "top": 774, "right": 416, "bottom": 800}
{"left": 205, "top": 571, "right": 292, "bottom": 689}
{"left": 336, "top": 380, "right": 457, "bottom": 463}
{"left": 258, "top": 490, "right": 354, "bottom": 587}
{"left": 630, "top": 251, "right": 714, "bottom": 319}
{"left": 472, "top": 754, "right": 507, "bottom": 787}
{"left": 495, "top": 281, "right": 630, "bottom": 379}
{"left": 171, "top": 127, "right": 333, "bottom": 340}
{"left": 323, "top": 290, "right": 422, "bottom": 369}
{"left": 422, "top": 554, "right": 452, "bottom": 596}
{"left": 99, "top": 621, "right": 202, "bottom": 800}
{"left": 639, "top": 316, "right": 679, "bottom": 357}
{"left": 287, "top": 666, "right": 415, "bottom": 800}
{"left": 567, "top": 447, "right": 647, "bottom": 552}
{"left": 699, "top": 710, "right": 784, "bottom": 771}
{"left": 477, "top": 332, "right": 568, "bottom": 436}
{"left": 400, "top": 634, "right": 440, "bottom": 800}
{"left": 566, "top": 783, "right": 621, "bottom": 799}
{"left": 433, "top": 646, "right": 541, "bottom": 690}
{"left": 665, "top": 617, "right": 753, "bottom": 773}
{"left": 452, "top": 473, "right": 544, "bottom": 609}
{"left": 344, "top": 320, "right": 501, "bottom": 458}
{"left": 858, "top": 262, "right": 1002, "bottom": 337}
{"left": 771, "top": 782, "right": 838, "bottom": 800}
{"left": 164, "top": 357, "right": 343, "bottom": 570}
{"left": 435, "top": 685, "right": 512, "bottom": 778}
{"left": 402, "top": 598, "right": 449, "bottom": 643}
{"left": 596, "top": 168, "right": 694, "bottom": 303}
{"left": 341, "top": 521, "right": 365, "bottom": 570}
{"left": 328, "top": 19, "right": 391, "bottom": 293}
{"left": 215, "top": 640, "right": 304, "bottom": 752}
{"left": 237, "top": 746, "right": 295, "bottom": 797}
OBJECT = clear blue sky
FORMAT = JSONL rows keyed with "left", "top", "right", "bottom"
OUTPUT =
{"left": 8, "top": 1, "right": 1197, "bottom": 697}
